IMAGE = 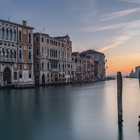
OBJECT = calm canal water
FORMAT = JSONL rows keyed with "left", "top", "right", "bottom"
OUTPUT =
{"left": 0, "top": 78, "right": 140, "bottom": 140}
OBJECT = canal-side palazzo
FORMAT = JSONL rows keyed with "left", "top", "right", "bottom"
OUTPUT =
{"left": 0, "top": 19, "right": 34, "bottom": 87}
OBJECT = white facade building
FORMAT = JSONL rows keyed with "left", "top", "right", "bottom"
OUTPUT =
{"left": 0, "top": 19, "right": 34, "bottom": 87}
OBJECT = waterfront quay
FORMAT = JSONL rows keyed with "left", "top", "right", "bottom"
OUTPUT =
{"left": 0, "top": 78, "right": 140, "bottom": 140}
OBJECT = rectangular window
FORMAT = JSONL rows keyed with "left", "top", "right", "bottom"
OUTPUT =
{"left": 19, "top": 65, "right": 22, "bottom": 70}
{"left": 50, "top": 40, "right": 53, "bottom": 45}
{"left": 19, "top": 31, "right": 22, "bottom": 41}
{"left": 14, "top": 72, "right": 17, "bottom": 80}
{"left": 68, "top": 64, "right": 70, "bottom": 68}
{"left": 47, "top": 73, "right": 49, "bottom": 77}
{"left": 58, "top": 42, "right": 60, "bottom": 46}
{"left": 36, "top": 64, "right": 39, "bottom": 70}
{"left": 36, "top": 37, "right": 38, "bottom": 42}
{"left": 47, "top": 39, "right": 49, "bottom": 44}
{"left": 29, "top": 64, "right": 32, "bottom": 70}
{"left": 29, "top": 74, "right": 31, "bottom": 78}
{"left": 19, "top": 74, "right": 22, "bottom": 78}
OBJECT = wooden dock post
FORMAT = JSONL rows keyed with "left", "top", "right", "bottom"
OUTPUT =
{"left": 117, "top": 72, "right": 123, "bottom": 124}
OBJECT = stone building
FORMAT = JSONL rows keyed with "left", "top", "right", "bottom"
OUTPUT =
{"left": 33, "top": 33, "right": 72, "bottom": 85}
{"left": 71, "top": 52, "right": 94, "bottom": 82}
{"left": 81, "top": 50, "right": 106, "bottom": 80}
{"left": 0, "top": 19, "right": 34, "bottom": 87}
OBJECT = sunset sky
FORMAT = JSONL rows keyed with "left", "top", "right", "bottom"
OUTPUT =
{"left": 1, "top": 0, "right": 140, "bottom": 75}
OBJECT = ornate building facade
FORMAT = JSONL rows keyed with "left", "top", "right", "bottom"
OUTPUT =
{"left": 0, "top": 19, "right": 34, "bottom": 87}
{"left": 33, "top": 33, "right": 72, "bottom": 85}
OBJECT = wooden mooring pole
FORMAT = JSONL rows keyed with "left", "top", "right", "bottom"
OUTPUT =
{"left": 139, "top": 71, "right": 140, "bottom": 87}
{"left": 117, "top": 72, "right": 123, "bottom": 124}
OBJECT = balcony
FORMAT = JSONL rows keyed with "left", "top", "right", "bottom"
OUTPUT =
{"left": 0, "top": 57, "right": 16, "bottom": 62}
{"left": 48, "top": 56, "right": 60, "bottom": 61}
{"left": 28, "top": 59, "right": 33, "bottom": 63}
{"left": 18, "top": 59, "right": 23, "bottom": 63}
{"left": 11, "top": 58, "right": 16, "bottom": 62}
{"left": 41, "top": 55, "right": 45, "bottom": 59}
{"left": 50, "top": 68, "right": 59, "bottom": 72}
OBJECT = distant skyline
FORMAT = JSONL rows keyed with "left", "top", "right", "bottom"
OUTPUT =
{"left": 1, "top": 0, "right": 140, "bottom": 75}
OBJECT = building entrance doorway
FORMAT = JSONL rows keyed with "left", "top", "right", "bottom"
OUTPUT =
{"left": 42, "top": 74, "right": 45, "bottom": 84}
{"left": 35, "top": 75, "right": 39, "bottom": 85}
{"left": 3, "top": 67, "right": 11, "bottom": 84}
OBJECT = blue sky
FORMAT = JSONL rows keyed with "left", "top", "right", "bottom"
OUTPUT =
{"left": 1, "top": 0, "right": 140, "bottom": 74}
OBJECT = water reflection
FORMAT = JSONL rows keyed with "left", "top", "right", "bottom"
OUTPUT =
{"left": 118, "top": 124, "right": 123, "bottom": 140}
{"left": 1, "top": 79, "right": 140, "bottom": 140}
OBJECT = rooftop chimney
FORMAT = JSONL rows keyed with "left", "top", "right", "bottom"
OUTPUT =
{"left": 23, "top": 20, "right": 27, "bottom": 26}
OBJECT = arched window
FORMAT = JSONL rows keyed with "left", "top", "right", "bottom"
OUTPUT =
{"left": 29, "top": 51, "right": 31, "bottom": 60}
{"left": 19, "top": 31, "right": 22, "bottom": 41}
{"left": 36, "top": 37, "right": 38, "bottom": 42}
{"left": 6, "top": 28, "right": 9, "bottom": 39}
{"left": 42, "top": 47, "right": 44, "bottom": 55}
{"left": 50, "top": 49, "right": 52, "bottom": 57}
{"left": 59, "top": 63, "right": 60, "bottom": 70}
{"left": 2, "top": 27, "right": 5, "bottom": 38}
{"left": 47, "top": 49, "right": 49, "bottom": 56}
{"left": 55, "top": 50, "right": 57, "bottom": 57}
{"left": 54, "top": 50, "right": 55, "bottom": 57}
{"left": 14, "top": 30, "right": 16, "bottom": 40}
{"left": 14, "top": 50, "right": 16, "bottom": 59}
{"left": 47, "top": 62, "right": 49, "bottom": 70}
{"left": 63, "top": 64, "right": 64, "bottom": 71}
{"left": 53, "top": 50, "right": 55, "bottom": 57}
{"left": 10, "top": 29, "right": 12, "bottom": 40}
{"left": 6, "top": 49, "right": 9, "bottom": 58}
{"left": 42, "top": 62, "right": 44, "bottom": 70}
{"left": 10, "top": 50, "right": 12, "bottom": 58}
{"left": 29, "top": 33, "right": 31, "bottom": 43}
{"left": 42, "top": 74, "right": 45, "bottom": 84}
{"left": 42, "top": 37, "right": 44, "bottom": 42}
{"left": 19, "top": 50, "right": 22, "bottom": 59}
{"left": 2, "top": 49, "right": 5, "bottom": 57}
{"left": 36, "top": 48, "right": 39, "bottom": 55}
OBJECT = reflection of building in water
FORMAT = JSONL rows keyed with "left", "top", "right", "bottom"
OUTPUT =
{"left": 0, "top": 19, "right": 34, "bottom": 87}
